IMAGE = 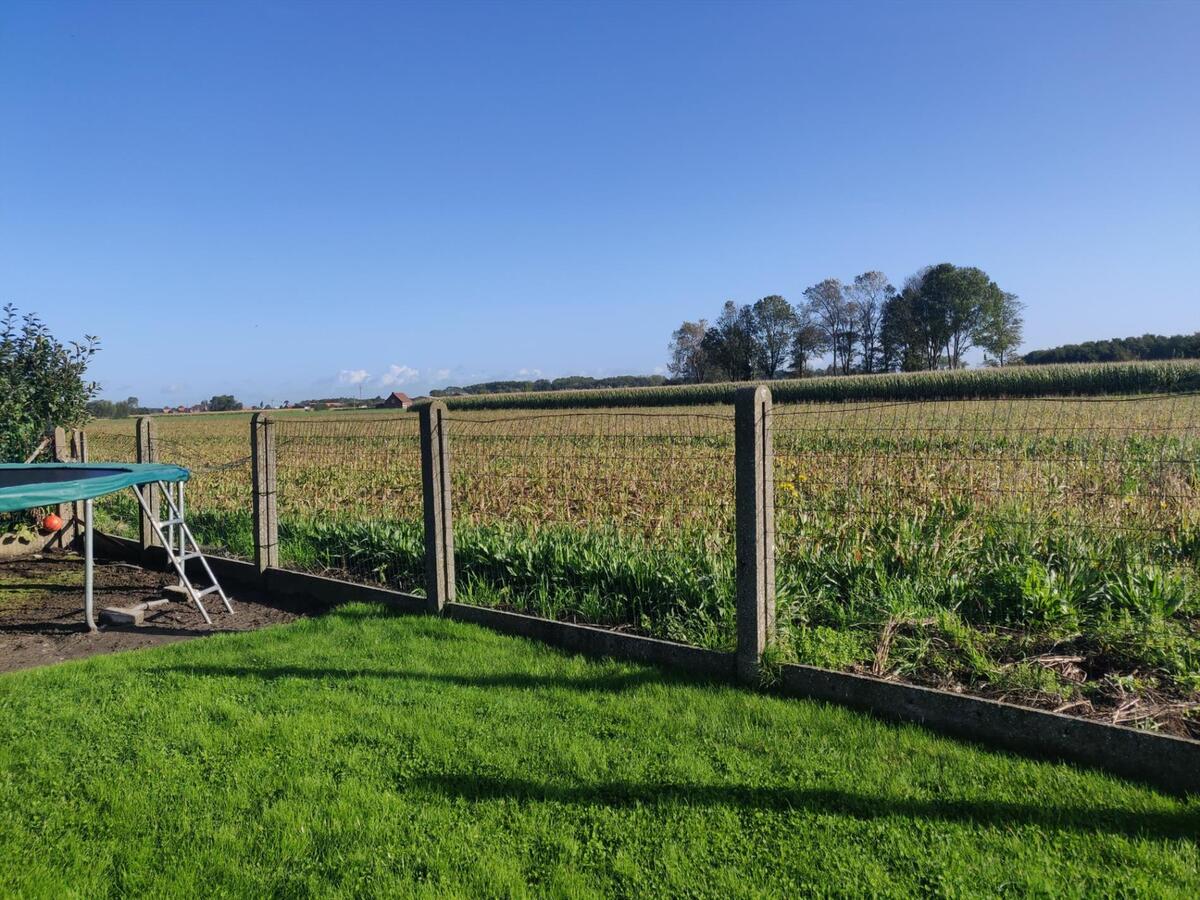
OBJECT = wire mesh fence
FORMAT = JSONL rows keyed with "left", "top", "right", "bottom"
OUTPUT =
{"left": 445, "top": 409, "right": 737, "bottom": 646}
{"left": 74, "top": 396, "right": 1200, "bottom": 733}
{"left": 149, "top": 431, "right": 252, "bottom": 559}
{"left": 83, "top": 425, "right": 140, "bottom": 537}
{"left": 771, "top": 393, "right": 1200, "bottom": 735}
{"left": 273, "top": 415, "right": 424, "bottom": 588}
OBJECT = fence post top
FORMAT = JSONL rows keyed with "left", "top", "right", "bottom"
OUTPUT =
{"left": 251, "top": 412, "right": 272, "bottom": 427}
{"left": 735, "top": 384, "right": 772, "bottom": 405}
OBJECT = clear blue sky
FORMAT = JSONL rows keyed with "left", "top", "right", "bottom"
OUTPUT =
{"left": 2, "top": 0, "right": 1197, "bottom": 406}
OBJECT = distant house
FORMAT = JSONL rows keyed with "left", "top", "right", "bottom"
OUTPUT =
{"left": 378, "top": 391, "right": 413, "bottom": 409}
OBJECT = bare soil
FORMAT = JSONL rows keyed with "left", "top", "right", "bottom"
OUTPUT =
{"left": 0, "top": 554, "right": 311, "bottom": 674}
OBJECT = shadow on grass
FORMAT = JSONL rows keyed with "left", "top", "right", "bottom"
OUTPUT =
{"left": 153, "top": 663, "right": 664, "bottom": 693}
{"left": 411, "top": 774, "right": 1200, "bottom": 842}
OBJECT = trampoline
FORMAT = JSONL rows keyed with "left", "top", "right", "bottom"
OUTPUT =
{"left": 0, "top": 463, "right": 232, "bottom": 631}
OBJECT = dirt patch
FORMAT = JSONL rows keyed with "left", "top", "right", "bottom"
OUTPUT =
{"left": 0, "top": 554, "right": 312, "bottom": 674}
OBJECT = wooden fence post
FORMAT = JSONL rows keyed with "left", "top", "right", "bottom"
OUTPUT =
{"left": 735, "top": 384, "right": 776, "bottom": 683}
{"left": 419, "top": 400, "right": 455, "bottom": 613}
{"left": 136, "top": 416, "right": 161, "bottom": 552}
{"left": 251, "top": 413, "right": 279, "bottom": 574}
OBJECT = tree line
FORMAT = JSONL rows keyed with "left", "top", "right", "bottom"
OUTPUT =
{"left": 667, "top": 263, "right": 1024, "bottom": 383}
{"left": 1023, "top": 332, "right": 1200, "bottom": 365}
{"left": 431, "top": 374, "right": 669, "bottom": 397}
{"left": 87, "top": 396, "right": 146, "bottom": 418}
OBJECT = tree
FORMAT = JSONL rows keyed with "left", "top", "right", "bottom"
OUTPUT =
{"left": 666, "top": 320, "right": 710, "bottom": 383}
{"left": 848, "top": 271, "right": 894, "bottom": 374}
{"left": 789, "top": 303, "right": 827, "bottom": 376}
{"left": 804, "top": 279, "right": 856, "bottom": 375}
{"left": 977, "top": 291, "right": 1025, "bottom": 366}
{"left": 0, "top": 304, "right": 98, "bottom": 461}
{"left": 879, "top": 290, "right": 917, "bottom": 372}
{"left": 749, "top": 295, "right": 797, "bottom": 378}
{"left": 208, "top": 394, "right": 242, "bottom": 412}
{"left": 949, "top": 266, "right": 1002, "bottom": 368}
{"left": 701, "top": 301, "right": 757, "bottom": 381}
{"left": 880, "top": 264, "right": 1012, "bottom": 370}
{"left": 1024, "top": 331, "right": 1200, "bottom": 365}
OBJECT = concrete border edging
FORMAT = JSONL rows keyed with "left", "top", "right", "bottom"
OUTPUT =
{"left": 778, "top": 663, "right": 1200, "bottom": 797}
{"left": 444, "top": 602, "right": 736, "bottom": 679}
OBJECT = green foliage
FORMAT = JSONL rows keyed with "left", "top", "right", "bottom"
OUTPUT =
{"left": 442, "top": 359, "right": 1200, "bottom": 410}
{"left": 86, "top": 396, "right": 141, "bottom": 419}
{"left": 0, "top": 304, "right": 98, "bottom": 462}
{"left": 207, "top": 394, "right": 242, "bottom": 412}
{"left": 1026, "top": 331, "right": 1200, "bottom": 365}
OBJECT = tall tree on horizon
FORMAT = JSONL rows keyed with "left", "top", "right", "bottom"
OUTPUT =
{"left": 701, "top": 301, "right": 757, "bottom": 381}
{"left": 750, "top": 294, "right": 798, "bottom": 378}
{"left": 977, "top": 291, "right": 1025, "bottom": 366}
{"left": 666, "top": 319, "right": 711, "bottom": 382}
{"left": 804, "top": 279, "right": 856, "bottom": 375}
{"left": 790, "top": 302, "right": 827, "bottom": 376}
{"left": 848, "top": 271, "right": 895, "bottom": 374}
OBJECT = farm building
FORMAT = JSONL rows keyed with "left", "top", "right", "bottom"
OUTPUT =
{"left": 378, "top": 391, "right": 413, "bottom": 409}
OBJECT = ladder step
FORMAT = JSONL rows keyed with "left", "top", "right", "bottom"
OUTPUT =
{"left": 195, "top": 585, "right": 221, "bottom": 598}
{"left": 179, "top": 551, "right": 203, "bottom": 562}
{"left": 159, "top": 517, "right": 183, "bottom": 528}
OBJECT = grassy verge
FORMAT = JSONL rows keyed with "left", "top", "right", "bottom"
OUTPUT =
{"left": 93, "top": 501, "right": 1200, "bottom": 735}
{"left": 0, "top": 605, "right": 1196, "bottom": 895}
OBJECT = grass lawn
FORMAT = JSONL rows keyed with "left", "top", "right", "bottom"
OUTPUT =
{"left": 0, "top": 605, "right": 1196, "bottom": 897}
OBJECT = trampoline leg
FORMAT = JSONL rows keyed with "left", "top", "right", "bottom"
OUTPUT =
{"left": 84, "top": 499, "right": 96, "bottom": 632}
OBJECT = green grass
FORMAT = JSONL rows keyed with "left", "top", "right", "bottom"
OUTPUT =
{"left": 0, "top": 605, "right": 1197, "bottom": 896}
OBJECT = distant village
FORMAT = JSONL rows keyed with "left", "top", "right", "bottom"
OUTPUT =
{"left": 158, "top": 391, "right": 423, "bottom": 414}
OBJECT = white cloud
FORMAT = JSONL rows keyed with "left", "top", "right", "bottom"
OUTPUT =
{"left": 431, "top": 368, "right": 452, "bottom": 382}
{"left": 516, "top": 367, "right": 543, "bottom": 378}
{"left": 379, "top": 364, "right": 420, "bottom": 387}
{"left": 337, "top": 369, "right": 371, "bottom": 386}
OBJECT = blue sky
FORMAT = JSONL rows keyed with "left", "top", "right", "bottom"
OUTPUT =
{"left": 2, "top": 0, "right": 1197, "bottom": 406}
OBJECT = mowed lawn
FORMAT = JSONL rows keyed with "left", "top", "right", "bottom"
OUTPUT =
{"left": 0, "top": 606, "right": 1196, "bottom": 897}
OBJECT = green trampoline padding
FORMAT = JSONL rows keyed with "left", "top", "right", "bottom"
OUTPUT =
{"left": 0, "top": 463, "right": 189, "bottom": 513}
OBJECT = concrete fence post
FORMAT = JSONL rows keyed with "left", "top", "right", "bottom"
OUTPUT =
{"left": 136, "top": 416, "right": 161, "bottom": 552}
{"left": 71, "top": 429, "right": 88, "bottom": 463}
{"left": 419, "top": 400, "right": 455, "bottom": 613}
{"left": 735, "top": 384, "right": 776, "bottom": 683}
{"left": 251, "top": 413, "right": 279, "bottom": 574}
{"left": 50, "top": 427, "right": 76, "bottom": 547}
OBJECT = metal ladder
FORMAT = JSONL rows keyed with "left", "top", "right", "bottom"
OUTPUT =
{"left": 131, "top": 480, "right": 234, "bottom": 625}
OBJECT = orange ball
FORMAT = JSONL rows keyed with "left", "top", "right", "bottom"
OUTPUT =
{"left": 41, "top": 513, "right": 64, "bottom": 533}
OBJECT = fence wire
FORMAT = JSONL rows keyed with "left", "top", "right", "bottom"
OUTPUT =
{"left": 273, "top": 415, "right": 424, "bottom": 588}
{"left": 769, "top": 393, "right": 1200, "bottom": 736}
{"left": 771, "top": 395, "right": 1200, "bottom": 539}
{"left": 83, "top": 426, "right": 141, "bottom": 537}
{"left": 149, "top": 432, "right": 253, "bottom": 559}
{"left": 446, "top": 409, "right": 735, "bottom": 537}
{"left": 445, "top": 409, "right": 737, "bottom": 643}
